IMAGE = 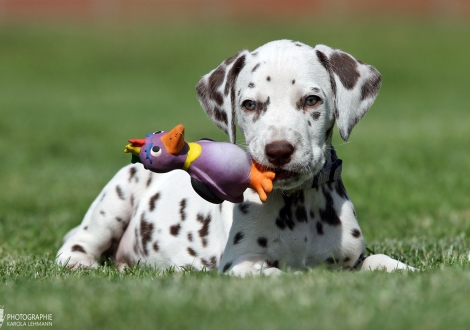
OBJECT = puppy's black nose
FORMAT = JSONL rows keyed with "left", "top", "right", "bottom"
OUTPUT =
{"left": 265, "top": 141, "right": 294, "bottom": 166}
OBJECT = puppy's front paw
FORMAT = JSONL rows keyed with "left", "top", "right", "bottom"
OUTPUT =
{"left": 57, "top": 245, "right": 98, "bottom": 269}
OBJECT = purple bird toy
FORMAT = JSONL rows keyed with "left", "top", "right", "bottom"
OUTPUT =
{"left": 124, "top": 124, "right": 275, "bottom": 204}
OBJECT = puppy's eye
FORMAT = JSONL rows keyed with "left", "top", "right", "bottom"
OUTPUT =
{"left": 150, "top": 146, "right": 162, "bottom": 157}
{"left": 242, "top": 100, "right": 257, "bottom": 111}
{"left": 305, "top": 95, "right": 321, "bottom": 107}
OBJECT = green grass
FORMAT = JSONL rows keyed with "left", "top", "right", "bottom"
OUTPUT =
{"left": 1, "top": 17, "right": 470, "bottom": 329}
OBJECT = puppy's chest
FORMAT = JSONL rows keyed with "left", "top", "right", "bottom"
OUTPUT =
{"left": 234, "top": 187, "right": 353, "bottom": 266}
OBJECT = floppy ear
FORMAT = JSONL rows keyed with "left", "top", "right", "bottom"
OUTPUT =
{"left": 314, "top": 45, "right": 382, "bottom": 141}
{"left": 196, "top": 50, "right": 250, "bottom": 144}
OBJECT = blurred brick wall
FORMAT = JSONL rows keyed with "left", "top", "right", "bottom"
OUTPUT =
{"left": 0, "top": 0, "right": 468, "bottom": 21}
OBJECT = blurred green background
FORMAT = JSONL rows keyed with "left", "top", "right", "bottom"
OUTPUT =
{"left": 1, "top": 1, "right": 470, "bottom": 329}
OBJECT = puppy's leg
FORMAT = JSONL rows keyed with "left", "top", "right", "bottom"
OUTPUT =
{"left": 56, "top": 164, "right": 147, "bottom": 268}
{"left": 359, "top": 254, "right": 416, "bottom": 272}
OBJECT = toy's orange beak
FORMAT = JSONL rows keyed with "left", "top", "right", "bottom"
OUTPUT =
{"left": 161, "top": 124, "right": 185, "bottom": 155}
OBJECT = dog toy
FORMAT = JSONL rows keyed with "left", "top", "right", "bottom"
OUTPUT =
{"left": 124, "top": 124, "right": 275, "bottom": 204}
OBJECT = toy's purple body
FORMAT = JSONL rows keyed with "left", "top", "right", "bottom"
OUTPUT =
{"left": 137, "top": 131, "right": 251, "bottom": 203}
{"left": 189, "top": 140, "right": 251, "bottom": 203}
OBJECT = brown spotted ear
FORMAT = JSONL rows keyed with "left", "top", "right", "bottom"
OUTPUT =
{"left": 315, "top": 45, "right": 382, "bottom": 141}
{"left": 196, "top": 50, "right": 250, "bottom": 144}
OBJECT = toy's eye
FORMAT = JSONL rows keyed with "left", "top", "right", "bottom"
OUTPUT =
{"left": 153, "top": 130, "right": 163, "bottom": 134}
{"left": 150, "top": 146, "right": 162, "bottom": 157}
{"left": 242, "top": 100, "right": 257, "bottom": 111}
{"left": 305, "top": 95, "right": 321, "bottom": 107}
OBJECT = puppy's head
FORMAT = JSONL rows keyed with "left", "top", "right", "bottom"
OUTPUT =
{"left": 196, "top": 40, "right": 381, "bottom": 191}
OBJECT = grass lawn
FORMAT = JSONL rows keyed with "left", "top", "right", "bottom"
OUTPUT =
{"left": 1, "top": 17, "right": 470, "bottom": 329}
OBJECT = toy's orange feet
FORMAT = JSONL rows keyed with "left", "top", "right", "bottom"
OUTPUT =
{"left": 249, "top": 162, "right": 275, "bottom": 202}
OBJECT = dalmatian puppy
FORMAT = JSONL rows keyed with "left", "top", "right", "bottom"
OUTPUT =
{"left": 56, "top": 40, "right": 413, "bottom": 276}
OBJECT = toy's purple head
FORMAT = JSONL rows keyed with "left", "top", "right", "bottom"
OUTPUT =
{"left": 129, "top": 124, "right": 189, "bottom": 173}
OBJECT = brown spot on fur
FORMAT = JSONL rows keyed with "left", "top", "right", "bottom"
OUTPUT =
{"left": 212, "top": 106, "right": 228, "bottom": 126}
{"left": 187, "top": 233, "right": 193, "bottom": 242}
{"left": 187, "top": 247, "right": 197, "bottom": 256}
{"left": 257, "top": 237, "right": 268, "bottom": 248}
{"left": 252, "top": 63, "right": 260, "bottom": 72}
{"left": 316, "top": 50, "right": 337, "bottom": 98}
{"left": 238, "top": 203, "right": 249, "bottom": 214}
{"left": 233, "top": 232, "right": 244, "bottom": 245}
{"left": 83, "top": 226, "right": 88, "bottom": 230}
{"left": 116, "top": 185, "right": 125, "bottom": 200}
{"left": 170, "top": 224, "right": 181, "bottom": 236}
{"left": 292, "top": 79, "right": 295, "bottom": 84}
{"left": 295, "top": 206, "right": 308, "bottom": 223}
{"left": 100, "top": 210, "right": 106, "bottom": 216}
{"left": 225, "top": 54, "right": 246, "bottom": 96}
{"left": 224, "top": 53, "right": 239, "bottom": 65}
{"left": 361, "top": 66, "right": 382, "bottom": 100}
{"left": 275, "top": 195, "right": 295, "bottom": 230}
{"left": 212, "top": 91, "right": 224, "bottom": 106}
{"left": 201, "top": 257, "right": 217, "bottom": 268}
{"left": 351, "top": 229, "right": 361, "bottom": 238}
{"left": 330, "top": 52, "right": 360, "bottom": 90}
{"left": 153, "top": 241, "right": 159, "bottom": 252}
{"left": 230, "top": 84, "right": 237, "bottom": 141}
{"left": 71, "top": 245, "right": 86, "bottom": 253}
{"left": 208, "top": 65, "right": 226, "bottom": 104}
{"left": 179, "top": 199, "right": 187, "bottom": 221}
{"left": 140, "top": 213, "right": 154, "bottom": 256}
{"left": 316, "top": 221, "right": 324, "bottom": 235}
{"left": 129, "top": 167, "right": 137, "bottom": 183}
{"left": 319, "top": 187, "right": 342, "bottom": 226}
{"left": 266, "top": 260, "right": 279, "bottom": 268}
{"left": 251, "top": 97, "right": 271, "bottom": 122}
{"left": 146, "top": 173, "right": 153, "bottom": 187}
{"left": 223, "top": 262, "right": 232, "bottom": 272}
{"left": 149, "top": 192, "right": 160, "bottom": 212}
{"left": 296, "top": 98, "right": 304, "bottom": 111}
{"left": 266, "top": 76, "right": 271, "bottom": 82}
{"left": 311, "top": 111, "right": 321, "bottom": 120}
{"left": 210, "top": 256, "right": 217, "bottom": 267}
{"left": 197, "top": 213, "right": 211, "bottom": 246}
